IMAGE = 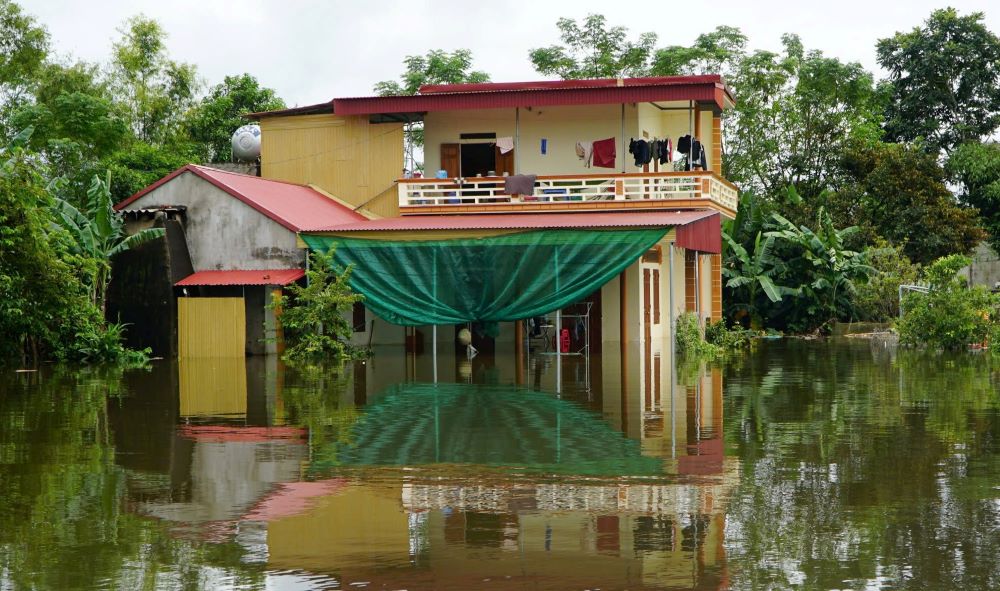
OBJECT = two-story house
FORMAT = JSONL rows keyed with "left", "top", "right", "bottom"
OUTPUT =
{"left": 251, "top": 75, "right": 736, "bottom": 356}
{"left": 115, "top": 74, "right": 736, "bottom": 363}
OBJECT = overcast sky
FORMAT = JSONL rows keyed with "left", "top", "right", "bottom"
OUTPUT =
{"left": 20, "top": 0, "right": 1000, "bottom": 107}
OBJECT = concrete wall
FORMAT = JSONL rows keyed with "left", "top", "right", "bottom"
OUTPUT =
{"left": 126, "top": 171, "right": 303, "bottom": 271}
{"left": 964, "top": 242, "right": 1000, "bottom": 289}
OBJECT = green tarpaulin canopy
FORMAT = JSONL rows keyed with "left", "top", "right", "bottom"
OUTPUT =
{"left": 301, "top": 228, "right": 666, "bottom": 327}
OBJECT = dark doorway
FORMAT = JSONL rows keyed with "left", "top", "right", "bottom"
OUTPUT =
{"left": 460, "top": 143, "right": 495, "bottom": 177}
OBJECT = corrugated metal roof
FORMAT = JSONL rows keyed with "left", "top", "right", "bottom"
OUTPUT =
{"left": 333, "top": 81, "right": 729, "bottom": 115}
{"left": 175, "top": 269, "right": 305, "bottom": 287}
{"left": 115, "top": 164, "right": 366, "bottom": 232}
{"left": 313, "top": 210, "right": 719, "bottom": 232}
{"left": 418, "top": 75, "right": 725, "bottom": 94}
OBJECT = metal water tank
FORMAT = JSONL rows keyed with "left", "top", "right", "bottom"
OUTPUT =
{"left": 231, "top": 124, "right": 261, "bottom": 161}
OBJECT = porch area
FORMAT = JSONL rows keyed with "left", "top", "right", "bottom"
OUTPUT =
{"left": 397, "top": 170, "right": 738, "bottom": 217}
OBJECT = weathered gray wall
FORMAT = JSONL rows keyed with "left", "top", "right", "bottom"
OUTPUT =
{"left": 126, "top": 172, "right": 304, "bottom": 271}
{"left": 966, "top": 242, "right": 1000, "bottom": 289}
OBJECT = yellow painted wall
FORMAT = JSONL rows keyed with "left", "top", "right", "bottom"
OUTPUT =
{"left": 260, "top": 114, "right": 404, "bottom": 209}
{"left": 178, "top": 297, "right": 246, "bottom": 358}
{"left": 266, "top": 485, "right": 409, "bottom": 571}
{"left": 179, "top": 356, "right": 248, "bottom": 417}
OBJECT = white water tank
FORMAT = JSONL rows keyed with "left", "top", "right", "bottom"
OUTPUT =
{"left": 231, "top": 124, "right": 261, "bottom": 161}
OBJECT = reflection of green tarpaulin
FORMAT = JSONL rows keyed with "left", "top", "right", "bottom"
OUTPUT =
{"left": 300, "top": 229, "right": 667, "bottom": 330}
{"left": 310, "top": 383, "right": 663, "bottom": 477}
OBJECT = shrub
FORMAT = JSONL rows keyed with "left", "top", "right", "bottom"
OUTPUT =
{"left": 269, "top": 249, "right": 364, "bottom": 363}
{"left": 675, "top": 313, "right": 721, "bottom": 357}
{"left": 852, "top": 240, "right": 921, "bottom": 322}
{"left": 705, "top": 319, "right": 757, "bottom": 351}
{"left": 897, "top": 255, "right": 1000, "bottom": 350}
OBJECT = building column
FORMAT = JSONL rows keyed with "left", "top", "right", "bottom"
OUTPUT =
{"left": 710, "top": 253, "right": 723, "bottom": 322}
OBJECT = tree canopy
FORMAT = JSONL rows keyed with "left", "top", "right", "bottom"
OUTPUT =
{"left": 877, "top": 8, "right": 1000, "bottom": 155}
{"left": 529, "top": 14, "right": 657, "bottom": 79}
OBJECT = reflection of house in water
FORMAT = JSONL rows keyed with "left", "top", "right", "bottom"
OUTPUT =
{"left": 109, "top": 348, "right": 734, "bottom": 589}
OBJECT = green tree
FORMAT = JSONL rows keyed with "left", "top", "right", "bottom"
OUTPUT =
{"left": 767, "top": 208, "right": 874, "bottom": 331}
{"left": 50, "top": 172, "right": 165, "bottom": 313}
{"left": 0, "top": 134, "right": 116, "bottom": 363}
{"left": 374, "top": 49, "right": 489, "bottom": 172}
{"left": 100, "top": 141, "right": 195, "bottom": 204}
{"left": 897, "top": 255, "right": 999, "bottom": 350}
{"left": 851, "top": 240, "right": 921, "bottom": 322}
{"left": 723, "top": 231, "right": 793, "bottom": 329}
{"left": 529, "top": 14, "right": 657, "bottom": 79}
{"left": 834, "top": 142, "right": 984, "bottom": 265}
{"left": 185, "top": 73, "right": 285, "bottom": 162}
{"left": 877, "top": 8, "right": 1000, "bottom": 155}
{"left": 109, "top": 15, "right": 199, "bottom": 145}
{"left": 269, "top": 249, "right": 362, "bottom": 363}
{"left": 0, "top": 0, "right": 49, "bottom": 132}
{"left": 652, "top": 25, "right": 748, "bottom": 79}
{"left": 947, "top": 142, "right": 1000, "bottom": 253}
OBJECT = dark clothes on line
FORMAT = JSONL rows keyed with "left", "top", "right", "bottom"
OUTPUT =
{"left": 592, "top": 137, "right": 617, "bottom": 168}
{"left": 677, "top": 134, "right": 691, "bottom": 154}
{"left": 504, "top": 174, "right": 537, "bottom": 196}
{"left": 629, "top": 139, "right": 652, "bottom": 166}
{"left": 656, "top": 138, "right": 672, "bottom": 164}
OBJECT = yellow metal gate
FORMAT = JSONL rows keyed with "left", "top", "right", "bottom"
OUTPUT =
{"left": 178, "top": 297, "right": 246, "bottom": 358}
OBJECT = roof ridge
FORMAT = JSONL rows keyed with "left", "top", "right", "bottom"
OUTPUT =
{"left": 191, "top": 164, "right": 314, "bottom": 189}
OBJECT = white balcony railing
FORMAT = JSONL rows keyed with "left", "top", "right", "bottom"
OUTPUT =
{"left": 397, "top": 171, "right": 738, "bottom": 212}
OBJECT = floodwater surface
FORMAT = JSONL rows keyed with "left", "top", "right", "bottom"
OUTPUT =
{"left": 0, "top": 339, "right": 998, "bottom": 590}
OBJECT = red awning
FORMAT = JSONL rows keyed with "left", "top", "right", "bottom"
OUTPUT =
{"left": 175, "top": 269, "right": 305, "bottom": 287}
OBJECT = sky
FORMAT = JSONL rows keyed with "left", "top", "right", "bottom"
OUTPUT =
{"left": 19, "top": 0, "right": 1000, "bottom": 107}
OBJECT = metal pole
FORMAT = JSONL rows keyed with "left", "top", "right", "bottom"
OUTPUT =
{"left": 668, "top": 243, "right": 677, "bottom": 459}
{"left": 688, "top": 101, "right": 694, "bottom": 171}
{"left": 433, "top": 249, "right": 438, "bottom": 383}
{"left": 514, "top": 107, "right": 520, "bottom": 173}
{"left": 555, "top": 247, "right": 561, "bottom": 396}
{"left": 668, "top": 244, "right": 676, "bottom": 362}
{"left": 621, "top": 103, "right": 626, "bottom": 173}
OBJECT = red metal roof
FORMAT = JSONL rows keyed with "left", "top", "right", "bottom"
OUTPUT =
{"left": 315, "top": 209, "right": 719, "bottom": 232}
{"left": 114, "top": 164, "right": 366, "bottom": 232}
{"left": 332, "top": 75, "right": 733, "bottom": 115}
{"left": 175, "top": 269, "right": 305, "bottom": 287}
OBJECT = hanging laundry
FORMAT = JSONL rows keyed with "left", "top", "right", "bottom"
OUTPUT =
{"left": 504, "top": 174, "right": 537, "bottom": 196}
{"left": 496, "top": 136, "right": 514, "bottom": 154}
{"left": 677, "top": 134, "right": 692, "bottom": 155}
{"left": 575, "top": 140, "right": 593, "bottom": 168}
{"left": 657, "top": 138, "right": 672, "bottom": 164}
{"left": 629, "top": 139, "right": 652, "bottom": 166}
{"left": 591, "top": 137, "right": 616, "bottom": 169}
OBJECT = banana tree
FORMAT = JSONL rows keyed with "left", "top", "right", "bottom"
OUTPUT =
{"left": 723, "top": 230, "right": 796, "bottom": 328}
{"left": 767, "top": 207, "right": 874, "bottom": 327}
{"left": 51, "top": 173, "right": 165, "bottom": 313}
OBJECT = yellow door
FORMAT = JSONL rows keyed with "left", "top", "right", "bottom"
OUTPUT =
{"left": 178, "top": 297, "right": 246, "bottom": 358}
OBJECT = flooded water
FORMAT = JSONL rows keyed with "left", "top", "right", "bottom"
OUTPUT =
{"left": 1, "top": 339, "right": 998, "bottom": 590}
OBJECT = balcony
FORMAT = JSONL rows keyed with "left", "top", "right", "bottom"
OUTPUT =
{"left": 397, "top": 171, "right": 738, "bottom": 217}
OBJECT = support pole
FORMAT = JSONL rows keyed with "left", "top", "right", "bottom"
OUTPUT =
{"left": 668, "top": 244, "right": 676, "bottom": 363}
{"left": 555, "top": 247, "right": 561, "bottom": 396}
{"left": 514, "top": 107, "right": 520, "bottom": 173}
{"left": 432, "top": 249, "right": 438, "bottom": 383}
{"left": 621, "top": 103, "right": 626, "bottom": 173}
